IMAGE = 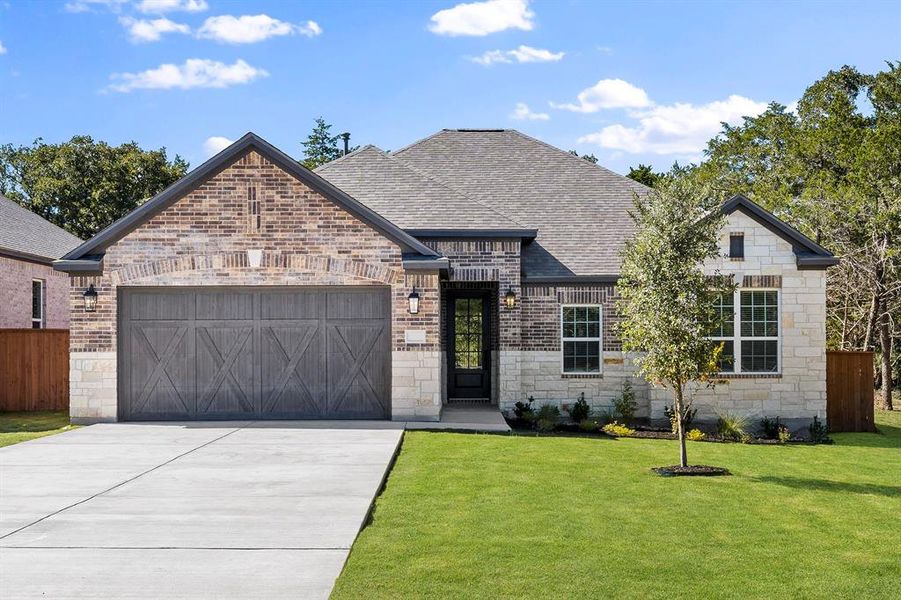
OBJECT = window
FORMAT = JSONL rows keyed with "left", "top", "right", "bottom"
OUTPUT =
{"left": 454, "top": 298, "right": 483, "bottom": 369}
{"left": 561, "top": 305, "right": 601, "bottom": 374}
{"left": 729, "top": 233, "right": 744, "bottom": 259}
{"left": 31, "top": 279, "right": 45, "bottom": 329}
{"left": 709, "top": 289, "right": 779, "bottom": 374}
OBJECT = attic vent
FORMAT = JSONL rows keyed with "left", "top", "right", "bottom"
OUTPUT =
{"left": 729, "top": 233, "right": 744, "bottom": 259}
{"left": 247, "top": 184, "right": 261, "bottom": 231}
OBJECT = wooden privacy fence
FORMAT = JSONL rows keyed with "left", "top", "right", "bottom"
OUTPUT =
{"left": 826, "top": 350, "right": 875, "bottom": 432}
{"left": 0, "top": 329, "right": 69, "bottom": 412}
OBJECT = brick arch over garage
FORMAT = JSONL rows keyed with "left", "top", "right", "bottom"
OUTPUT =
{"left": 109, "top": 253, "right": 402, "bottom": 286}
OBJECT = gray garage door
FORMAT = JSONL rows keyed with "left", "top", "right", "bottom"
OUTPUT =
{"left": 118, "top": 287, "right": 391, "bottom": 421}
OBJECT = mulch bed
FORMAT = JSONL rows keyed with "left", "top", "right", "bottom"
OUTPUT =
{"left": 652, "top": 465, "right": 731, "bottom": 477}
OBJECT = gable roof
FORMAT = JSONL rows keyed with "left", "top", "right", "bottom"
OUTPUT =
{"left": 388, "top": 129, "right": 650, "bottom": 277}
{"left": 57, "top": 132, "right": 440, "bottom": 269}
{"left": 0, "top": 194, "right": 83, "bottom": 264}
{"left": 315, "top": 145, "right": 531, "bottom": 235}
{"left": 721, "top": 194, "right": 839, "bottom": 268}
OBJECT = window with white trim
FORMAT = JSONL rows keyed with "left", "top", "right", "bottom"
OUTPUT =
{"left": 31, "top": 279, "right": 45, "bottom": 329}
{"left": 710, "top": 289, "right": 780, "bottom": 374}
{"left": 561, "top": 305, "right": 601, "bottom": 374}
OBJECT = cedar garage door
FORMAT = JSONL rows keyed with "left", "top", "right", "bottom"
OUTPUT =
{"left": 118, "top": 287, "right": 391, "bottom": 421}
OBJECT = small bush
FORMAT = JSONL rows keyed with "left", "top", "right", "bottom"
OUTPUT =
{"left": 613, "top": 381, "right": 637, "bottom": 421}
{"left": 686, "top": 428, "right": 705, "bottom": 441}
{"left": 716, "top": 412, "right": 748, "bottom": 442}
{"left": 597, "top": 410, "right": 616, "bottom": 426}
{"left": 567, "top": 393, "right": 591, "bottom": 423}
{"left": 778, "top": 425, "right": 792, "bottom": 443}
{"left": 602, "top": 422, "right": 635, "bottom": 437}
{"left": 534, "top": 404, "right": 561, "bottom": 432}
{"left": 579, "top": 418, "right": 599, "bottom": 432}
{"left": 760, "top": 416, "right": 783, "bottom": 440}
{"left": 513, "top": 396, "right": 535, "bottom": 420}
{"left": 664, "top": 405, "right": 697, "bottom": 434}
{"left": 808, "top": 416, "right": 833, "bottom": 444}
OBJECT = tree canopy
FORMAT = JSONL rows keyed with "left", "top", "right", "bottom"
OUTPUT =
{"left": 626, "top": 164, "right": 664, "bottom": 188}
{"left": 301, "top": 117, "right": 358, "bottom": 169}
{"left": 0, "top": 136, "right": 188, "bottom": 240}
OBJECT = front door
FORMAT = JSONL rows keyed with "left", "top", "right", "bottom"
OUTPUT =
{"left": 447, "top": 291, "right": 491, "bottom": 399}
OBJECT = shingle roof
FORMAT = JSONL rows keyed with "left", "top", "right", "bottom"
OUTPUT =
{"left": 0, "top": 194, "right": 83, "bottom": 263}
{"left": 315, "top": 145, "right": 526, "bottom": 231}
{"left": 389, "top": 129, "right": 649, "bottom": 276}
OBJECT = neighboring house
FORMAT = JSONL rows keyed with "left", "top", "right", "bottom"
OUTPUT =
{"left": 0, "top": 194, "right": 82, "bottom": 329}
{"left": 55, "top": 131, "right": 837, "bottom": 427}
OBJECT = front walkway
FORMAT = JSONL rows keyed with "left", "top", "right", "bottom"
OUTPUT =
{"left": 408, "top": 404, "right": 511, "bottom": 432}
{"left": 0, "top": 422, "right": 402, "bottom": 600}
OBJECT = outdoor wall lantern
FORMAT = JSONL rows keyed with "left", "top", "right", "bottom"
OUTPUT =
{"left": 83, "top": 284, "right": 98, "bottom": 313}
{"left": 408, "top": 287, "right": 420, "bottom": 314}
{"left": 504, "top": 287, "right": 516, "bottom": 309}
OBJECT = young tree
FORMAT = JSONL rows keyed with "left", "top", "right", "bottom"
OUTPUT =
{"left": 617, "top": 177, "right": 734, "bottom": 467}
{"left": 300, "top": 117, "right": 358, "bottom": 169}
{"left": 0, "top": 136, "right": 188, "bottom": 239}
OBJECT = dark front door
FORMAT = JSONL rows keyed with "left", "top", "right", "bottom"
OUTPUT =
{"left": 118, "top": 287, "right": 391, "bottom": 421}
{"left": 447, "top": 291, "right": 491, "bottom": 399}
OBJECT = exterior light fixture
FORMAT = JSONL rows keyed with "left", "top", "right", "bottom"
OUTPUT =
{"left": 83, "top": 284, "right": 98, "bottom": 313}
{"left": 408, "top": 287, "right": 420, "bottom": 314}
{"left": 504, "top": 287, "right": 516, "bottom": 309}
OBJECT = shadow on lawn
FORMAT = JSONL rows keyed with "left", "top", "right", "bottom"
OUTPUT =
{"left": 751, "top": 475, "right": 901, "bottom": 498}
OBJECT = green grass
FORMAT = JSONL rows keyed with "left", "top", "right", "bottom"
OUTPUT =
{"left": 0, "top": 411, "right": 75, "bottom": 448}
{"left": 333, "top": 411, "right": 901, "bottom": 599}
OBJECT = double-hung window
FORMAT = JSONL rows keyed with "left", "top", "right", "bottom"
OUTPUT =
{"left": 32, "top": 279, "right": 45, "bottom": 329}
{"left": 561, "top": 305, "right": 601, "bottom": 374}
{"left": 710, "top": 289, "right": 779, "bottom": 374}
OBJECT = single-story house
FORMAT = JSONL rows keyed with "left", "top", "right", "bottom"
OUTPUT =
{"left": 55, "top": 130, "right": 837, "bottom": 426}
{"left": 1, "top": 194, "right": 82, "bottom": 329}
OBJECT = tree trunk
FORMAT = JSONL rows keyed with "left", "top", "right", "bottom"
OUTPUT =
{"left": 674, "top": 384, "right": 688, "bottom": 468}
{"left": 879, "top": 313, "right": 894, "bottom": 410}
{"left": 863, "top": 294, "right": 879, "bottom": 351}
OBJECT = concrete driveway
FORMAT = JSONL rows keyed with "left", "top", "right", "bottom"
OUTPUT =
{"left": 0, "top": 422, "right": 403, "bottom": 599}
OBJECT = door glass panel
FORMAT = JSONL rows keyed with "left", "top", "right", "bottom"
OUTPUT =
{"left": 454, "top": 298, "right": 483, "bottom": 369}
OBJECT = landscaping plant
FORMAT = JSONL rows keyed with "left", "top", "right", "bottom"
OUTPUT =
{"left": 664, "top": 404, "right": 697, "bottom": 435}
{"left": 578, "top": 419, "right": 599, "bottom": 432}
{"left": 567, "top": 393, "right": 591, "bottom": 423}
{"left": 760, "top": 416, "right": 783, "bottom": 440}
{"left": 808, "top": 416, "right": 834, "bottom": 444}
{"left": 513, "top": 396, "right": 535, "bottom": 422}
{"left": 535, "top": 404, "right": 561, "bottom": 432}
{"left": 716, "top": 412, "right": 748, "bottom": 442}
{"left": 617, "top": 176, "right": 735, "bottom": 468}
{"left": 686, "top": 428, "right": 706, "bottom": 441}
{"left": 613, "top": 381, "right": 637, "bottom": 422}
{"left": 602, "top": 422, "right": 636, "bottom": 437}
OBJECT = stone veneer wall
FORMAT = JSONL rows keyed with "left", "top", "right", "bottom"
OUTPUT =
{"left": 0, "top": 254, "right": 70, "bottom": 329}
{"left": 650, "top": 210, "right": 828, "bottom": 429}
{"left": 68, "top": 150, "right": 441, "bottom": 422}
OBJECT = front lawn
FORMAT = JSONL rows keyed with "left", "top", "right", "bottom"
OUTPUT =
{"left": 333, "top": 411, "right": 901, "bottom": 599}
{"left": 0, "top": 411, "right": 75, "bottom": 448}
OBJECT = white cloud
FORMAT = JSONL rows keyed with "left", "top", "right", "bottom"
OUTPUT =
{"left": 119, "top": 16, "right": 189, "bottom": 42}
{"left": 551, "top": 78, "right": 651, "bottom": 113}
{"left": 107, "top": 58, "right": 268, "bottom": 92}
{"left": 470, "top": 45, "right": 564, "bottom": 66}
{"left": 64, "top": 0, "right": 127, "bottom": 13}
{"left": 0, "top": 41, "right": 6, "bottom": 55}
{"left": 203, "top": 136, "right": 234, "bottom": 157}
{"left": 510, "top": 102, "right": 549, "bottom": 121}
{"left": 136, "top": 0, "right": 207, "bottom": 14}
{"left": 578, "top": 94, "right": 768, "bottom": 156}
{"left": 429, "top": 0, "right": 533, "bottom": 36}
{"left": 196, "top": 14, "right": 322, "bottom": 44}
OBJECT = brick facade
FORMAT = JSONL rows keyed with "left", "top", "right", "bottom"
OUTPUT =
{"left": 0, "top": 254, "right": 70, "bottom": 329}
{"left": 67, "top": 150, "right": 441, "bottom": 422}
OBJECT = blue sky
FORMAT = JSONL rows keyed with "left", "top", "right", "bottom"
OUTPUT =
{"left": 1, "top": 0, "right": 899, "bottom": 174}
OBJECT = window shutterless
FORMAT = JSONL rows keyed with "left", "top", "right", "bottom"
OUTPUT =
{"left": 31, "top": 279, "right": 45, "bottom": 329}
{"left": 561, "top": 305, "right": 601, "bottom": 374}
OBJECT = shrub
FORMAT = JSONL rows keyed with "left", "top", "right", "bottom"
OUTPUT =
{"left": 597, "top": 410, "right": 616, "bottom": 426}
{"left": 716, "top": 412, "right": 748, "bottom": 442}
{"left": 602, "top": 422, "right": 635, "bottom": 437}
{"left": 567, "top": 393, "right": 591, "bottom": 423}
{"left": 778, "top": 425, "right": 792, "bottom": 443}
{"left": 613, "top": 381, "right": 637, "bottom": 421}
{"left": 579, "top": 418, "right": 599, "bottom": 432}
{"left": 760, "top": 416, "right": 783, "bottom": 440}
{"left": 686, "top": 428, "right": 705, "bottom": 441}
{"left": 534, "top": 404, "right": 561, "bottom": 432}
{"left": 513, "top": 396, "right": 535, "bottom": 420}
{"left": 808, "top": 416, "right": 833, "bottom": 444}
{"left": 664, "top": 405, "right": 697, "bottom": 434}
